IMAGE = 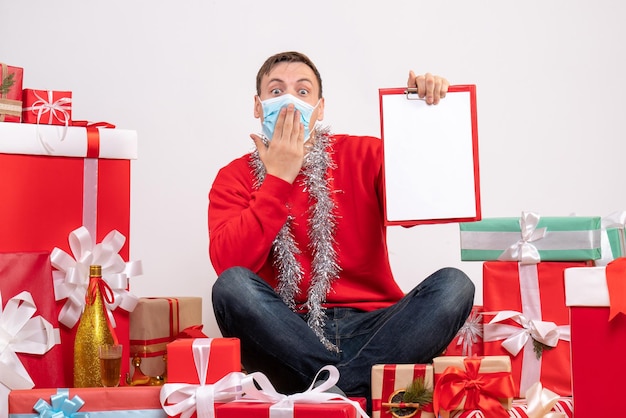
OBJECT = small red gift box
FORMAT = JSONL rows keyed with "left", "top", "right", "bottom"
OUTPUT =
{"left": 432, "top": 356, "right": 515, "bottom": 418}
{"left": 22, "top": 88, "right": 72, "bottom": 126}
{"left": 0, "top": 63, "right": 23, "bottom": 122}
{"left": 129, "top": 296, "right": 203, "bottom": 379}
{"left": 565, "top": 259, "right": 626, "bottom": 417}
{"left": 0, "top": 252, "right": 63, "bottom": 417}
{"left": 371, "top": 364, "right": 435, "bottom": 418}
{"left": 0, "top": 121, "right": 138, "bottom": 387}
{"left": 482, "top": 261, "right": 587, "bottom": 397}
{"left": 216, "top": 402, "right": 359, "bottom": 418}
{"left": 167, "top": 337, "right": 241, "bottom": 384}
{"left": 444, "top": 306, "right": 484, "bottom": 357}
{"left": 8, "top": 386, "right": 165, "bottom": 417}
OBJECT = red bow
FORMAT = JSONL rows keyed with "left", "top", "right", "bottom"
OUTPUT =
{"left": 433, "top": 357, "right": 515, "bottom": 418}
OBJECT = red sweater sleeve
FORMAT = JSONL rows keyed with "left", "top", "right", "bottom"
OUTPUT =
{"left": 208, "top": 155, "right": 293, "bottom": 275}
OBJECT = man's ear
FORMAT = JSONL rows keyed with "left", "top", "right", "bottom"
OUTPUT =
{"left": 316, "top": 97, "right": 325, "bottom": 121}
{"left": 253, "top": 96, "right": 262, "bottom": 119}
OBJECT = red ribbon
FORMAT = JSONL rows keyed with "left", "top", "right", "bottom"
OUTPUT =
{"left": 606, "top": 257, "right": 626, "bottom": 321}
{"left": 433, "top": 357, "right": 515, "bottom": 418}
{"left": 85, "top": 276, "right": 119, "bottom": 345}
{"left": 71, "top": 120, "right": 116, "bottom": 158}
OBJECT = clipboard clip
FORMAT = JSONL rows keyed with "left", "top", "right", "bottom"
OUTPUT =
{"left": 405, "top": 88, "right": 426, "bottom": 101}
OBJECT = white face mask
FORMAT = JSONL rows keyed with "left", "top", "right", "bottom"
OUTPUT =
{"left": 260, "top": 94, "right": 320, "bottom": 141}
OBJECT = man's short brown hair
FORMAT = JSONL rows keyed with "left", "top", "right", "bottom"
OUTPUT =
{"left": 256, "top": 51, "right": 323, "bottom": 99}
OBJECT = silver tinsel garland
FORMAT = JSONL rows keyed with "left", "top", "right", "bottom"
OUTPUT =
{"left": 250, "top": 126, "right": 341, "bottom": 352}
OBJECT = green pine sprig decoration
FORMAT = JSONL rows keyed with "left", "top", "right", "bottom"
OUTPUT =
{"left": 1, "top": 73, "right": 15, "bottom": 95}
{"left": 533, "top": 339, "right": 554, "bottom": 359}
{"left": 402, "top": 376, "right": 433, "bottom": 405}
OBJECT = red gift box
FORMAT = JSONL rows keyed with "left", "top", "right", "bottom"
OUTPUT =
{"left": 0, "top": 252, "right": 63, "bottom": 417}
{"left": 22, "top": 88, "right": 72, "bottom": 126}
{"left": 447, "top": 397, "right": 573, "bottom": 417}
{"left": 482, "top": 261, "right": 587, "bottom": 398}
{"left": 565, "top": 260, "right": 626, "bottom": 417}
{"left": 216, "top": 402, "right": 359, "bottom": 418}
{"left": 167, "top": 337, "right": 241, "bottom": 384}
{"left": 0, "top": 122, "right": 138, "bottom": 387}
{"left": 0, "top": 63, "right": 23, "bottom": 122}
{"left": 371, "top": 364, "right": 435, "bottom": 418}
{"left": 8, "top": 386, "right": 165, "bottom": 417}
{"left": 444, "top": 306, "right": 483, "bottom": 357}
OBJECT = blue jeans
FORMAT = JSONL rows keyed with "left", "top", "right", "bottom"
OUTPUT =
{"left": 212, "top": 266, "right": 474, "bottom": 408}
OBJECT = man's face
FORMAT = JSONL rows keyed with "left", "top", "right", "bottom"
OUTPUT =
{"left": 254, "top": 61, "right": 324, "bottom": 123}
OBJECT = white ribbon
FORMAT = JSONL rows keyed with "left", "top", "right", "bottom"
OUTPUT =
{"left": 22, "top": 90, "right": 72, "bottom": 153}
{"left": 160, "top": 338, "right": 247, "bottom": 418}
{"left": 524, "top": 382, "right": 566, "bottom": 418}
{"left": 0, "top": 290, "right": 60, "bottom": 391}
{"left": 596, "top": 210, "right": 626, "bottom": 266}
{"left": 50, "top": 226, "right": 142, "bottom": 328}
{"left": 498, "top": 211, "right": 547, "bottom": 264}
{"left": 454, "top": 308, "right": 483, "bottom": 356}
{"left": 239, "top": 365, "right": 369, "bottom": 418}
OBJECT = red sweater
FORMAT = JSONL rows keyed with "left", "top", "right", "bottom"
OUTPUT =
{"left": 208, "top": 134, "right": 405, "bottom": 311}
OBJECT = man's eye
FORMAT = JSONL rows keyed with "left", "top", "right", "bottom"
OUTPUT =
{"left": 298, "top": 89, "right": 309, "bottom": 96}
{"left": 271, "top": 88, "right": 282, "bottom": 95}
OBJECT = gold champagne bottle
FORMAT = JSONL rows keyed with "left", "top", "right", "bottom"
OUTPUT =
{"left": 73, "top": 265, "right": 117, "bottom": 387}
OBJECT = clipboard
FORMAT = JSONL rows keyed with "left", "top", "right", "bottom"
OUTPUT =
{"left": 379, "top": 85, "right": 481, "bottom": 226}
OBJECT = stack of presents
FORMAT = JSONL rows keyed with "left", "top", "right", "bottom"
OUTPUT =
{"left": 2, "top": 61, "right": 626, "bottom": 418}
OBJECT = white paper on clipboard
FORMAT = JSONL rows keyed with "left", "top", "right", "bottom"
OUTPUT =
{"left": 379, "top": 85, "right": 480, "bottom": 226}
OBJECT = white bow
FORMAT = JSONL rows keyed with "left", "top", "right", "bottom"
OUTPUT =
{"left": 498, "top": 212, "right": 547, "bottom": 264}
{"left": 0, "top": 291, "right": 60, "bottom": 391}
{"left": 50, "top": 226, "right": 142, "bottom": 328}
{"left": 160, "top": 338, "right": 246, "bottom": 418}
{"left": 596, "top": 210, "right": 626, "bottom": 266}
{"left": 524, "top": 382, "right": 566, "bottom": 418}
{"left": 483, "top": 310, "right": 569, "bottom": 357}
{"left": 454, "top": 309, "right": 483, "bottom": 356}
{"left": 240, "top": 365, "right": 370, "bottom": 418}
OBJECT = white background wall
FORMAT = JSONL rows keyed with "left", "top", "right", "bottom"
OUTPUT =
{"left": 3, "top": 1, "right": 625, "bottom": 338}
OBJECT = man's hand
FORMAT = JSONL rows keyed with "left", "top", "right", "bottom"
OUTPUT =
{"left": 251, "top": 104, "right": 305, "bottom": 184}
{"left": 407, "top": 70, "right": 449, "bottom": 105}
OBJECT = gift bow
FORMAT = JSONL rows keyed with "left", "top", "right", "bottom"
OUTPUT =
{"left": 160, "top": 338, "right": 247, "bottom": 418}
{"left": 23, "top": 90, "right": 72, "bottom": 152}
{"left": 32, "top": 388, "right": 89, "bottom": 417}
{"left": 524, "top": 382, "right": 566, "bottom": 418}
{"left": 606, "top": 257, "right": 626, "bottom": 320}
{"left": 239, "top": 365, "right": 369, "bottom": 418}
{"left": 483, "top": 310, "right": 569, "bottom": 357}
{"left": 597, "top": 211, "right": 626, "bottom": 265}
{"left": 455, "top": 309, "right": 483, "bottom": 356}
{"left": 50, "top": 226, "right": 142, "bottom": 328}
{"left": 498, "top": 212, "right": 547, "bottom": 264}
{"left": 0, "top": 291, "right": 60, "bottom": 391}
{"left": 433, "top": 357, "right": 515, "bottom": 418}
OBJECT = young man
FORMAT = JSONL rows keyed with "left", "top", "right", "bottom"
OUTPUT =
{"left": 208, "top": 51, "right": 474, "bottom": 406}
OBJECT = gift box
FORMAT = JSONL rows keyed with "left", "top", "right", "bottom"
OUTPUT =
{"left": 565, "top": 258, "right": 626, "bottom": 417}
{"left": 371, "top": 364, "right": 435, "bottom": 418}
{"left": 0, "top": 121, "right": 138, "bottom": 387}
{"left": 22, "top": 88, "right": 72, "bottom": 127}
{"left": 9, "top": 386, "right": 166, "bottom": 417}
{"left": 216, "top": 402, "right": 359, "bottom": 418}
{"left": 167, "top": 337, "right": 241, "bottom": 384}
{"left": 444, "top": 306, "right": 483, "bottom": 357}
{"left": 0, "top": 252, "right": 63, "bottom": 417}
{"left": 595, "top": 211, "right": 626, "bottom": 266}
{"left": 0, "top": 63, "right": 23, "bottom": 122}
{"left": 482, "top": 261, "right": 586, "bottom": 397}
{"left": 130, "top": 297, "right": 203, "bottom": 379}
{"left": 459, "top": 212, "right": 601, "bottom": 262}
{"left": 432, "top": 356, "right": 514, "bottom": 417}
{"left": 448, "top": 398, "right": 573, "bottom": 417}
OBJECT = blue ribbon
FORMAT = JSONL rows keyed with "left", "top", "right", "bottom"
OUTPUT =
{"left": 32, "top": 389, "right": 88, "bottom": 418}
